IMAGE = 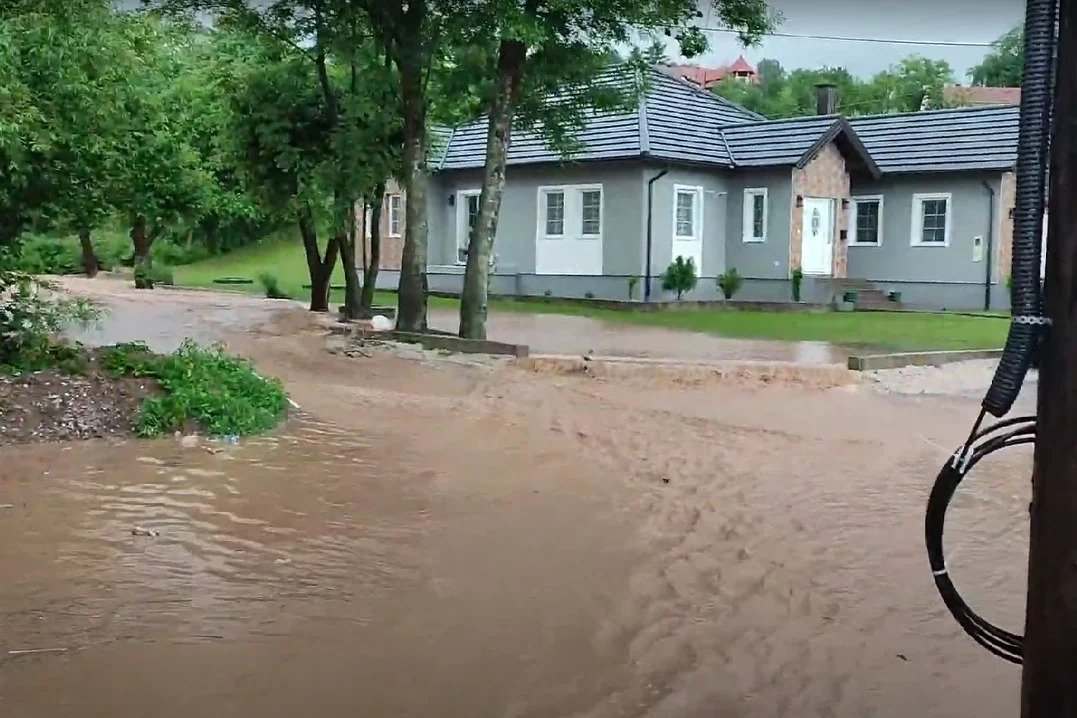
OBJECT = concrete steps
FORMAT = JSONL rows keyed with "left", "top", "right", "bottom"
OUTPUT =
{"left": 833, "top": 279, "right": 902, "bottom": 310}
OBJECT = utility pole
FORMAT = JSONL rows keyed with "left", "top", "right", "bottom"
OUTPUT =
{"left": 1021, "top": 1, "right": 1077, "bottom": 714}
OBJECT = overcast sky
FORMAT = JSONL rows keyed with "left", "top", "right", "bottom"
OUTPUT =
{"left": 682, "top": 0, "right": 1025, "bottom": 81}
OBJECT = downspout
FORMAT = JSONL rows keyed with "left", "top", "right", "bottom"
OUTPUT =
{"left": 982, "top": 180, "right": 996, "bottom": 312}
{"left": 645, "top": 168, "right": 669, "bottom": 302}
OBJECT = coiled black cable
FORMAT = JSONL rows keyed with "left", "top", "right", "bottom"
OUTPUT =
{"left": 983, "top": 0, "right": 1056, "bottom": 417}
{"left": 925, "top": 409, "right": 1036, "bottom": 664}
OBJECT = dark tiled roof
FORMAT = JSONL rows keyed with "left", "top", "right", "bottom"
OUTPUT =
{"left": 849, "top": 105, "right": 1019, "bottom": 173}
{"left": 436, "top": 66, "right": 760, "bottom": 170}
{"left": 644, "top": 70, "right": 760, "bottom": 166}
{"left": 722, "top": 115, "right": 841, "bottom": 166}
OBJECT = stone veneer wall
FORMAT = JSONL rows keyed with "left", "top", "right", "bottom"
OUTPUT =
{"left": 789, "top": 142, "right": 851, "bottom": 278}
{"left": 997, "top": 170, "right": 1016, "bottom": 284}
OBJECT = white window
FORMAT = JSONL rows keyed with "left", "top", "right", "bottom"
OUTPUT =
{"left": 457, "top": 190, "right": 481, "bottom": 264}
{"left": 543, "top": 190, "right": 565, "bottom": 236}
{"left": 743, "top": 188, "right": 768, "bottom": 243}
{"left": 673, "top": 186, "right": 702, "bottom": 239}
{"left": 538, "top": 185, "right": 602, "bottom": 239}
{"left": 851, "top": 195, "right": 884, "bottom": 246}
{"left": 911, "top": 192, "right": 952, "bottom": 246}
{"left": 388, "top": 193, "right": 403, "bottom": 237}
{"left": 580, "top": 189, "right": 602, "bottom": 236}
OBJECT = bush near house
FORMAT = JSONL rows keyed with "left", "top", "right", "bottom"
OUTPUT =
{"left": 718, "top": 268, "right": 744, "bottom": 300}
{"left": 662, "top": 257, "right": 698, "bottom": 300}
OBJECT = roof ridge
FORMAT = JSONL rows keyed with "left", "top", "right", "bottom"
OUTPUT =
{"left": 719, "top": 129, "right": 736, "bottom": 167}
{"left": 646, "top": 66, "right": 764, "bottom": 121}
{"left": 723, "top": 113, "right": 840, "bottom": 129}
{"left": 438, "top": 126, "right": 457, "bottom": 170}
{"left": 850, "top": 103, "right": 1019, "bottom": 121}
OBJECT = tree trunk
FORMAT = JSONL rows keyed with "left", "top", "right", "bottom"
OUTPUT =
{"left": 298, "top": 203, "right": 338, "bottom": 312}
{"left": 131, "top": 215, "right": 153, "bottom": 288}
{"left": 78, "top": 227, "right": 99, "bottom": 278}
{"left": 336, "top": 188, "right": 362, "bottom": 320}
{"left": 361, "top": 185, "right": 385, "bottom": 313}
{"left": 1021, "top": 2, "right": 1077, "bottom": 714}
{"left": 459, "top": 39, "right": 527, "bottom": 340}
{"left": 396, "top": 53, "right": 430, "bottom": 332}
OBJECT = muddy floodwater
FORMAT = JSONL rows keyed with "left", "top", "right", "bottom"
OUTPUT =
{"left": 1, "top": 279, "right": 1034, "bottom": 716}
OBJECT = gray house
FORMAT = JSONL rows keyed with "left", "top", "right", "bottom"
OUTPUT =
{"left": 375, "top": 68, "right": 1019, "bottom": 311}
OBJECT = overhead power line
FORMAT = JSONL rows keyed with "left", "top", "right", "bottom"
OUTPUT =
{"left": 692, "top": 26, "right": 998, "bottom": 49}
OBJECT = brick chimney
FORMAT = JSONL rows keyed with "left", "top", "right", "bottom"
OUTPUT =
{"left": 815, "top": 83, "right": 838, "bottom": 115}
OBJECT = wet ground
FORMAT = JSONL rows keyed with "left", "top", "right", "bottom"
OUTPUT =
{"left": 1, "top": 278, "right": 1033, "bottom": 717}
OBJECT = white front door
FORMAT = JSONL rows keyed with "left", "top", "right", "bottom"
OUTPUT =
{"left": 801, "top": 197, "right": 834, "bottom": 276}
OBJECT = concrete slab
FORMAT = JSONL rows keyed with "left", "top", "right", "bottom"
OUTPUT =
{"left": 848, "top": 349, "right": 1004, "bottom": 371}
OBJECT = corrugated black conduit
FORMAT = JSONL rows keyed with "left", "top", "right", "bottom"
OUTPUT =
{"left": 925, "top": 0, "right": 1058, "bottom": 664}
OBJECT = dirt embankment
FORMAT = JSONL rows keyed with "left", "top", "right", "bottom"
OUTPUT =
{"left": 0, "top": 350, "right": 156, "bottom": 445}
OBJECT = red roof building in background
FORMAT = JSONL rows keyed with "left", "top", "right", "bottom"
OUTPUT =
{"left": 663, "top": 55, "right": 758, "bottom": 89}
{"left": 943, "top": 85, "right": 1022, "bottom": 107}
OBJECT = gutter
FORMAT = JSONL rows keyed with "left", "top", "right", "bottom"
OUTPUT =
{"left": 982, "top": 179, "right": 996, "bottom": 312}
{"left": 645, "top": 168, "right": 669, "bottom": 302}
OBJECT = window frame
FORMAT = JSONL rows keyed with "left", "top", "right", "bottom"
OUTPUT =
{"left": 579, "top": 188, "right": 604, "bottom": 238}
{"left": 742, "top": 187, "right": 768, "bottom": 243}
{"left": 672, "top": 185, "right": 703, "bottom": 241}
{"left": 456, "top": 189, "right": 481, "bottom": 265}
{"left": 850, "top": 195, "right": 884, "bottom": 247}
{"left": 387, "top": 193, "right": 403, "bottom": 238}
{"left": 910, "top": 192, "right": 953, "bottom": 247}
{"left": 535, "top": 184, "right": 604, "bottom": 241}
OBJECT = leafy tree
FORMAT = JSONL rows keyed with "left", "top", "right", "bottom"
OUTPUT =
{"left": 454, "top": 0, "right": 775, "bottom": 339}
{"left": 715, "top": 54, "right": 954, "bottom": 118}
{"left": 152, "top": 1, "right": 403, "bottom": 315}
{"left": 971, "top": 25, "right": 1024, "bottom": 87}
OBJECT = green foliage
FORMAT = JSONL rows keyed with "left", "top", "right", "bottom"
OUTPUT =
{"left": 971, "top": 25, "right": 1023, "bottom": 87}
{"left": 0, "top": 269, "right": 99, "bottom": 371}
{"left": 104, "top": 339, "right": 287, "bottom": 437}
{"left": 662, "top": 256, "right": 698, "bottom": 300}
{"left": 15, "top": 235, "right": 81, "bottom": 275}
{"left": 627, "top": 275, "right": 640, "bottom": 300}
{"left": 152, "top": 239, "right": 212, "bottom": 267}
{"left": 257, "top": 272, "right": 290, "bottom": 299}
{"left": 714, "top": 54, "right": 955, "bottom": 118}
{"left": 791, "top": 267, "right": 804, "bottom": 302}
{"left": 717, "top": 268, "right": 744, "bottom": 300}
{"left": 133, "top": 262, "right": 173, "bottom": 289}
{"left": 100, "top": 341, "right": 159, "bottom": 377}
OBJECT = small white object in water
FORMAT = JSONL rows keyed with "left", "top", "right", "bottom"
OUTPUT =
{"left": 370, "top": 315, "right": 393, "bottom": 332}
{"left": 131, "top": 526, "right": 160, "bottom": 537}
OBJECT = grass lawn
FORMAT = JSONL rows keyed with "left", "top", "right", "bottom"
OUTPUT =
{"left": 175, "top": 235, "right": 1009, "bottom": 352}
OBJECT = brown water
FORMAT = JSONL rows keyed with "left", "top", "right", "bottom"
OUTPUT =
{"left": 427, "top": 308, "right": 858, "bottom": 365}
{"left": 1, "top": 277, "right": 1034, "bottom": 717}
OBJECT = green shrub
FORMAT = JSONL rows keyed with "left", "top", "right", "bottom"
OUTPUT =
{"left": 104, "top": 339, "right": 288, "bottom": 437}
{"left": 257, "top": 272, "right": 290, "bottom": 299}
{"left": 134, "top": 263, "right": 174, "bottom": 289}
{"left": 0, "top": 270, "right": 99, "bottom": 371}
{"left": 791, "top": 267, "right": 804, "bottom": 302}
{"left": 153, "top": 240, "right": 211, "bottom": 267}
{"left": 15, "top": 235, "right": 81, "bottom": 275}
{"left": 717, "top": 267, "right": 744, "bottom": 300}
{"left": 662, "top": 256, "right": 698, "bottom": 300}
{"left": 627, "top": 276, "right": 640, "bottom": 300}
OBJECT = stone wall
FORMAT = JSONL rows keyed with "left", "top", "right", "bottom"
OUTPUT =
{"left": 789, "top": 142, "right": 851, "bottom": 278}
{"left": 361, "top": 178, "right": 406, "bottom": 271}
{"left": 997, "top": 170, "right": 1016, "bottom": 284}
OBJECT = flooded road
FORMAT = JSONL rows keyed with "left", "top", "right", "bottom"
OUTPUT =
{"left": 428, "top": 307, "right": 856, "bottom": 365}
{"left": 2, "top": 278, "right": 1033, "bottom": 716}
